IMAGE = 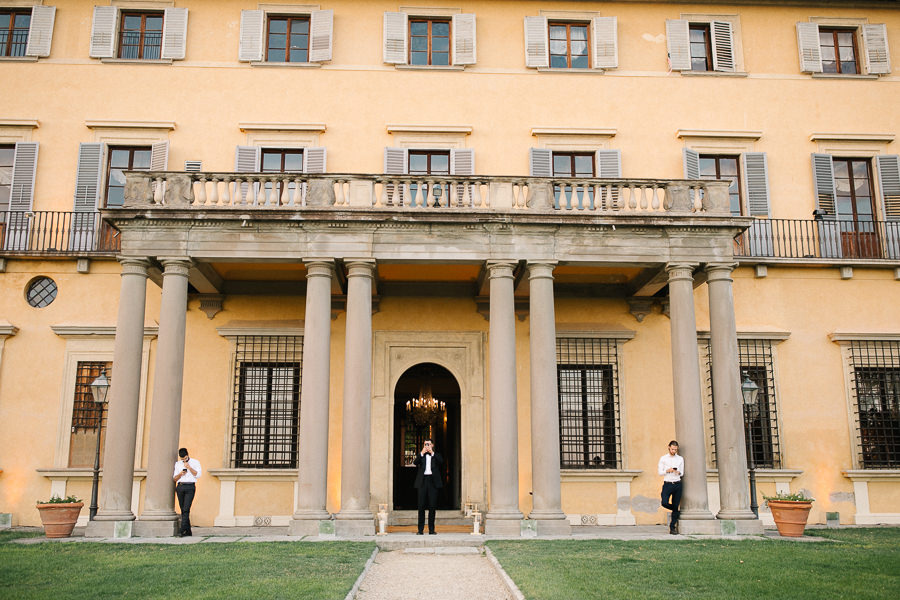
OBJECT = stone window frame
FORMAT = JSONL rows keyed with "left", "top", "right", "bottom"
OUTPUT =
{"left": 805, "top": 16, "right": 889, "bottom": 79}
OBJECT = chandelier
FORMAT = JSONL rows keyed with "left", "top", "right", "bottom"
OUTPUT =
{"left": 406, "top": 383, "right": 445, "bottom": 426}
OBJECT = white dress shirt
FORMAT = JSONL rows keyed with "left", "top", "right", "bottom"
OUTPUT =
{"left": 658, "top": 453, "right": 684, "bottom": 483}
{"left": 173, "top": 458, "right": 202, "bottom": 483}
{"left": 423, "top": 453, "right": 432, "bottom": 475}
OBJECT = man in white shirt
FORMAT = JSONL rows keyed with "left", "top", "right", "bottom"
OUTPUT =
{"left": 413, "top": 439, "right": 444, "bottom": 535}
{"left": 172, "top": 447, "right": 202, "bottom": 537}
{"left": 658, "top": 440, "right": 684, "bottom": 535}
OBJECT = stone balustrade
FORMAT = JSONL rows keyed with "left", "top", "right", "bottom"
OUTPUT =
{"left": 123, "top": 172, "right": 732, "bottom": 216}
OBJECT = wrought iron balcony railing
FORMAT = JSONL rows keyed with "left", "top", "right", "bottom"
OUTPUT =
{"left": 0, "top": 211, "right": 121, "bottom": 255}
{"left": 734, "top": 218, "right": 900, "bottom": 261}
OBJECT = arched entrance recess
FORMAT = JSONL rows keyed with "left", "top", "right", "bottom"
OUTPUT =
{"left": 392, "top": 363, "right": 461, "bottom": 510}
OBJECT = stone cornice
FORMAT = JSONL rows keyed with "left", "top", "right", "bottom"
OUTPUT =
{"left": 677, "top": 129, "right": 762, "bottom": 140}
{"left": 809, "top": 133, "right": 895, "bottom": 143}
{"left": 843, "top": 470, "right": 900, "bottom": 482}
{"left": 386, "top": 124, "right": 473, "bottom": 134}
{"left": 208, "top": 468, "right": 298, "bottom": 482}
{"left": 0, "top": 119, "right": 39, "bottom": 128}
{"left": 85, "top": 120, "right": 176, "bottom": 130}
{"left": 830, "top": 332, "right": 900, "bottom": 343}
{"left": 239, "top": 122, "right": 326, "bottom": 132}
{"left": 697, "top": 330, "right": 790, "bottom": 342}
{"left": 531, "top": 127, "right": 617, "bottom": 137}
{"left": 217, "top": 320, "right": 305, "bottom": 338}
{"left": 561, "top": 469, "right": 642, "bottom": 482}
{"left": 37, "top": 468, "right": 147, "bottom": 480}
{"left": 51, "top": 325, "right": 158, "bottom": 339}
{"left": 0, "top": 323, "right": 18, "bottom": 337}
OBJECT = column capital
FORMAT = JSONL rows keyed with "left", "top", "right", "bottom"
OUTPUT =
{"left": 304, "top": 260, "right": 336, "bottom": 279}
{"left": 158, "top": 257, "right": 193, "bottom": 277}
{"left": 118, "top": 257, "right": 151, "bottom": 276}
{"left": 705, "top": 262, "right": 738, "bottom": 281}
{"left": 665, "top": 263, "right": 698, "bottom": 282}
{"left": 486, "top": 260, "right": 517, "bottom": 278}
{"left": 527, "top": 262, "right": 557, "bottom": 280}
{"left": 344, "top": 259, "right": 376, "bottom": 278}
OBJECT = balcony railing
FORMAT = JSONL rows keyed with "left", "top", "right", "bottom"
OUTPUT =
{"left": 734, "top": 218, "right": 900, "bottom": 261}
{"left": 125, "top": 172, "right": 734, "bottom": 216}
{"left": 0, "top": 211, "right": 121, "bottom": 255}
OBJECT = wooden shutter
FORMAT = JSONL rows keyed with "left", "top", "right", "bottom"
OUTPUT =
{"left": 529, "top": 148, "right": 552, "bottom": 177}
{"left": 239, "top": 10, "right": 264, "bottom": 62}
{"left": 383, "top": 12, "right": 408, "bottom": 65}
{"left": 452, "top": 13, "right": 476, "bottom": 66}
{"left": 811, "top": 153, "right": 836, "bottom": 216}
{"left": 591, "top": 17, "right": 618, "bottom": 70}
{"left": 796, "top": 22, "right": 822, "bottom": 73}
{"left": 25, "top": 5, "right": 56, "bottom": 57}
{"left": 90, "top": 6, "right": 118, "bottom": 58}
{"left": 710, "top": 21, "right": 735, "bottom": 72}
{"left": 309, "top": 10, "right": 334, "bottom": 63}
{"left": 876, "top": 155, "right": 900, "bottom": 220}
{"left": 683, "top": 148, "right": 700, "bottom": 179}
{"left": 74, "top": 143, "right": 104, "bottom": 212}
{"left": 304, "top": 147, "right": 327, "bottom": 173}
{"left": 595, "top": 150, "right": 622, "bottom": 178}
{"left": 450, "top": 149, "right": 474, "bottom": 175}
{"left": 161, "top": 7, "right": 189, "bottom": 60}
{"left": 235, "top": 146, "right": 261, "bottom": 172}
{"left": 666, "top": 19, "right": 690, "bottom": 71}
{"left": 742, "top": 152, "right": 770, "bottom": 217}
{"left": 150, "top": 142, "right": 169, "bottom": 171}
{"left": 384, "top": 147, "right": 408, "bottom": 174}
{"left": 863, "top": 24, "right": 891, "bottom": 75}
{"left": 524, "top": 16, "right": 548, "bottom": 68}
{"left": 9, "top": 142, "right": 39, "bottom": 211}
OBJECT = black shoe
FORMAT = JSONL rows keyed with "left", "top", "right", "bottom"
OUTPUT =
{"left": 428, "top": 531, "right": 437, "bottom": 535}
{"left": 669, "top": 528, "right": 678, "bottom": 535}
{"left": 174, "top": 532, "right": 183, "bottom": 538}
{"left": 416, "top": 531, "right": 423, "bottom": 535}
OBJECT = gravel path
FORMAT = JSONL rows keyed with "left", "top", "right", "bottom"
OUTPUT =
{"left": 355, "top": 547, "right": 515, "bottom": 600}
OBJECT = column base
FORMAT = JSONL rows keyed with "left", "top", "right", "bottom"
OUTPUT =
{"left": 84, "top": 519, "right": 134, "bottom": 538}
{"left": 716, "top": 508, "right": 758, "bottom": 521}
{"left": 333, "top": 519, "right": 375, "bottom": 537}
{"left": 288, "top": 517, "right": 332, "bottom": 537}
{"left": 0, "top": 513, "right": 12, "bottom": 529}
{"left": 530, "top": 518, "right": 572, "bottom": 536}
{"left": 132, "top": 519, "right": 178, "bottom": 537}
{"left": 484, "top": 517, "right": 523, "bottom": 536}
{"left": 678, "top": 518, "right": 763, "bottom": 535}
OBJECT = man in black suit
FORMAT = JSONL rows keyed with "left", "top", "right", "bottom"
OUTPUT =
{"left": 413, "top": 438, "right": 443, "bottom": 535}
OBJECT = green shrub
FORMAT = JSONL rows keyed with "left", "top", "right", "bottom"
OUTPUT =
{"left": 37, "top": 495, "right": 81, "bottom": 504}
{"left": 763, "top": 490, "right": 814, "bottom": 504}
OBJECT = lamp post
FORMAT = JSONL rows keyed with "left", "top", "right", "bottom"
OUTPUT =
{"left": 88, "top": 370, "right": 110, "bottom": 521}
{"left": 741, "top": 371, "right": 760, "bottom": 517}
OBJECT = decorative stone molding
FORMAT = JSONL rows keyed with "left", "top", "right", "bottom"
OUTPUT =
{"left": 677, "top": 129, "right": 762, "bottom": 140}
{"left": 198, "top": 294, "right": 224, "bottom": 319}
{"left": 843, "top": 470, "right": 900, "bottom": 525}
{"left": 217, "top": 320, "right": 305, "bottom": 338}
{"left": 561, "top": 469, "right": 642, "bottom": 526}
{"left": 85, "top": 120, "right": 175, "bottom": 130}
{"left": 626, "top": 298, "right": 654, "bottom": 322}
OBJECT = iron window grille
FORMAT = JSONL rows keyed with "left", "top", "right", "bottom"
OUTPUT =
{"left": 556, "top": 337, "right": 621, "bottom": 469}
{"left": 231, "top": 336, "right": 302, "bottom": 469}
{"left": 118, "top": 12, "right": 163, "bottom": 60}
{"left": 0, "top": 10, "right": 30, "bottom": 57}
{"left": 71, "top": 361, "right": 112, "bottom": 431}
{"left": 702, "top": 339, "right": 782, "bottom": 469}
{"left": 849, "top": 340, "right": 900, "bottom": 468}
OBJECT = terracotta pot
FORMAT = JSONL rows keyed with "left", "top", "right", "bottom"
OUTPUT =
{"left": 767, "top": 500, "right": 812, "bottom": 537}
{"left": 36, "top": 502, "right": 84, "bottom": 538}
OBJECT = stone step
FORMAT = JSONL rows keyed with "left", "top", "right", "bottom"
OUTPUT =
{"left": 376, "top": 534, "right": 486, "bottom": 551}
{"left": 387, "top": 510, "right": 475, "bottom": 526}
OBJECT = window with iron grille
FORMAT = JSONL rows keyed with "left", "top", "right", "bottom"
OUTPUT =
{"left": 119, "top": 12, "right": 163, "bottom": 60}
{"left": 556, "top": 338, "right": 621, "bottom": 469}
{"left": 231, "top": 336, "right": 302, "bottom": 468}
{"left": 702, "top": 339, "right": 782, "bottom": 469}
{"left": 0, "top": 10, "right": 29, "bottom": 57}
{"left": 849, "top": 341, "right": 900, "bottom": 468}
{"left": 68, "top": 361, "right": 112, "bottom": 467}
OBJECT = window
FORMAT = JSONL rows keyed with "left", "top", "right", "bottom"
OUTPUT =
{"left": 549, "top": 22, "right": 589, "bottom": 69}
{"left": 702, "top": 339, "right": 782, "bottom": 469}
{"left": 666, "top": 18, "right": 736, "bottom": 73}
{"left": 0, "top": 145, "right": 12, "bottom": 210}
{"left": 682, "top": 148, "right": 770, "bottom": 218}
{"left": 0, "top": 9, "right": 29, "bottom": 57}
{"left": 552, "top": 152, "right": 595, "bottom": 177}
{"left": 689, "top": 23, "right": 712, "bottom": 71}
{"left": 410, "top": 19, "right": 450, "bottom": 66}
{"left": 699, "top": 155, "right": 742, "bottom": 215}
{"left": 557, "top": 338, "right": 621, "bottom": 469}
{"left": 26, "top": 276, "right": 57, "bottom": 307}
{"left": 819, "top": 28, "right": 859, "bottom": 74}
{"left": 68, "top": 361, "right": 111, "bottom": 467}
{"left": 118, "top": 12, "right": 163, "bottom": 59}
{"left": 408, "top": 150, "right": 450, "bottom": 175}
{"left": 834, "top": 158, "right": 879, "bottom": 258}
{"left": 231, "top": 336, "right": 302, "bottom": 469}
{"left": 105, "top": 146, "right": 151, "bottom": 208}
{"left": 848, "top": 341, "right": 900, "bottom": 469}
{"left": 261, "top": 148, "right": 304, "bottom": 197}
{"left": 266, "top": 15, "right": 309, "bottom": 62}
{"left": 797, "top": 22, "right": 890, "bottom": 75}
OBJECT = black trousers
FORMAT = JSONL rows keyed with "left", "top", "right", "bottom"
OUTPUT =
{"left": 176, "top": 482, "right": 196, "bottom": 535}
{"left": 417, "top": 475, "right": 439, "bottom": 533}
{"left": 661, "top": 481, "right": 683, "bottom": 528}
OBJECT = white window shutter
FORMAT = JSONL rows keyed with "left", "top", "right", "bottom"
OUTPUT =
{"left": 683, "top": 148, "right": 700, "bottom": 179}
{"left": 90, "top": 6, "right": 118, "bottom": 58}
{"left": 710, "top": 21, "right": 735, "bottom": 72}
{"left": 876, "top": 155, "right": 900, "bottom": 220}
{"left": 796, "top": 22, "right": 822, "bottom": 73}
{"left": 304, "top": 147, "right": 327, "bottom": 173}
{"left": 450, "top": 149, "right": 475, "bottom": 175}
{"left": 811, "top": 153, "right": 836, "bottom": 216}
{"left": 235, "top": 146, "right": 261, "bottom": 171}
{"left": 591, "top": 17, "right": 617, "bottom": 70}
{"left": 524, "top": 16, "right": 548, "bottom": 68}
{"left": 160, "top": 7, "right": 188, "bottom": 60}
{"left": 384, "top": 147, "right": 408, "bottom": 174}
{"left": 452, "top": 13, "right": 476, "bottom": 66}
{"left": 666, "top": 19, "right": 690, "bottom": 71}
{"left": 863, "top": 24, "right": 891, "bottom": 75}
{"left": 529, "top": 148, "right": 552, "bottom": 177}
{"left": 595, "top": 150, "right": 621, "bottom": 178}
{"left": 150, "top": 142, "right": 169, "bottom": 171}
{"left": 9, "top": 142, "right": 39, "bottom": 211}
{"left": 239, "top": 10, "right": 264, "bottom": 62}
{"left": 74, "top": 143, "right": 104, "bottom": 212}
{"left": 25, "top": 5, "right": 56, "bottom": 57}
{"left": 742, "top": 152, "right": 770, "bottom": 217}
{"left": 309, "top": 10, "right": 334, "bottom": 63}
{"left": 383, "top": 12, "right": 408, "bottom": 65}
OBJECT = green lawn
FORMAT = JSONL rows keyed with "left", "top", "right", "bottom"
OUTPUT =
{"left": 0, "top": 537, "right": 374, "bottom": 600}
{"left": 487, "top": 528, "right": 900, "bottom": 600}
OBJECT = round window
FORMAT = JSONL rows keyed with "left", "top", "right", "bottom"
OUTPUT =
{"left": 26, "top": 276, "right": 58, "bottom": 308}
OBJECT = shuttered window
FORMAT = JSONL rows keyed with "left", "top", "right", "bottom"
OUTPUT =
{"left": 106, "top": 147, "right": 151, "bottom": 207}
{"left": 797, "top": 22, "right": 890, "bottom": 75}
{"left": 549, "top": 22, "right": 589, "bottom": 69}
{"left": 525, "top": 16, "right": 617, "bottom": 70}
{"left": 119, "top": 12, "right": 163, "bottom": 59}
{"left": 385, "top": 12, "right": 475, "bottom": 66}
{"left": 0, "top": 146, "right": 12, "bottom": 210}
{"left": 667, "top": 19, "right": 735, "bottom": 72}
{"left": 266, "top": 15, "right": 309, "bottom": 62}
{"left": 409, "top": 150, "right": 450, "bottom": 175}
{"left": 820, "top": 27, "right": 859, "bottom": 74}
{"left": 0, "top": 10, "right": 29, "bottom": 57}
{"left": 699, "top": 155, "right": 742, "bottom": 215}
{"left": 684, "top": 150, "right": 770, "bottom": 217}
{"left": 241, "top": 10, "right": 332, "bottom": 63}
{"left": 90, "top": 7, "right": 187, "bottom": 60}
{"left": 689, "top": 23, "right": 712, "bottom": 71}
{"left": 409, "top": 18, "right": 450, "bottom": 66}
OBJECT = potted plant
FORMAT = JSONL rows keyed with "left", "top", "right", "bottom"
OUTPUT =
{"left": 764, "top": 491, "right": 814, "bottom": 537}
{"left": 36, "top": 495, "right": 83, "bottom": 538}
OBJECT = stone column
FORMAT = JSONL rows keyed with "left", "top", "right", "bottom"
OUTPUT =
{"left": 526, "top": 262, "right": 570, "bottom": 534}
{"left": 289, "top": 260, "right": 335, "bottom": 536}
{"left": 335, "top": 260, "right": 375, "bottom": 536}
{"left": 706, "top": 262, "right": 761, "bottom": 532}
{"left": 485, "top": 261, "right": 524, "bottom": 534}
{"left": 87, "top": 258, "right": 150, "bottom": 538}
{"left": 136, "top": 258, "right": 192, "bottom": 537}
{"left": 666, "top": 263, "right": 715, "bottom": 531}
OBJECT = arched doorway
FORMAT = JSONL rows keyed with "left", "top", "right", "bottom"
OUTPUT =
{"left": 392, "top": 363, "right": 461, "bottom": 510}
